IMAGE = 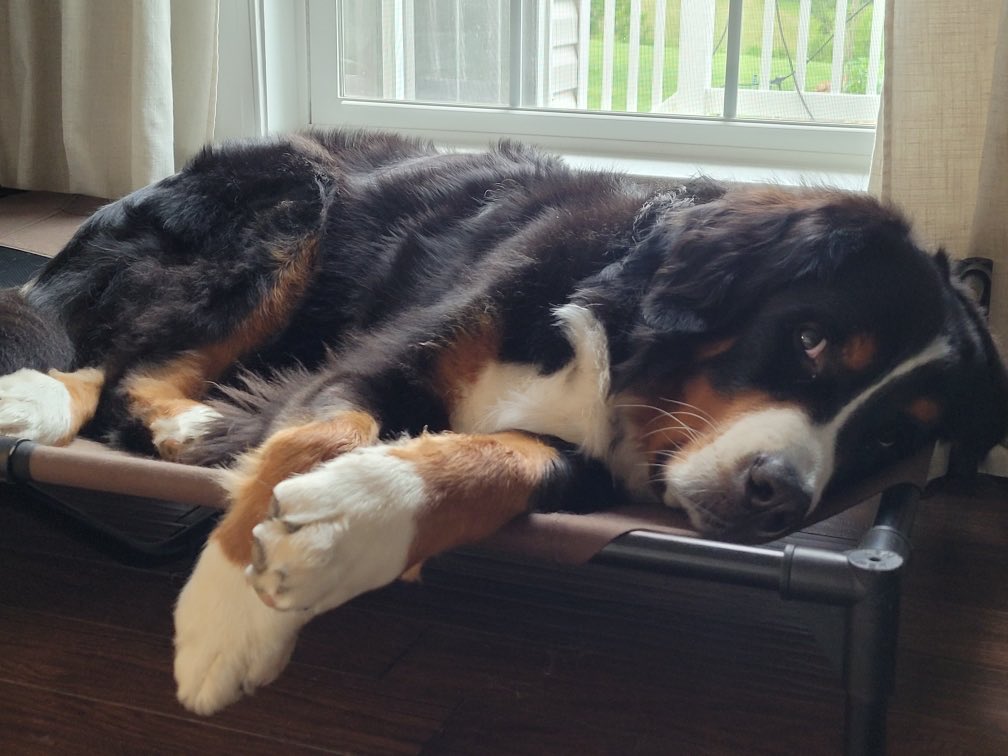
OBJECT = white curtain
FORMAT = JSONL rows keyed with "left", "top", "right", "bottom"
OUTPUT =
{"left": 0, "top": 0, "right": 219, "bottom": 199}
{"left": 870, "top": 0, "right": 1008, "bottom": 337}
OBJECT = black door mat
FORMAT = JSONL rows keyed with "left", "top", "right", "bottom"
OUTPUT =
{"left": 0, "top": 244, "right": 218, "bottom": 561}
{"left": 0, "top": 245, "right": 49, "bottom": 286}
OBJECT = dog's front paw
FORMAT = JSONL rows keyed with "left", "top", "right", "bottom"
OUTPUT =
{"left": 246, "top": 446, "right": 427, "bottom": 613}
{"left": 0, "top": 368, "right": 72, "bottom": 444}
{"left": 174, "top": 539, "right": 307, "bottom": 715}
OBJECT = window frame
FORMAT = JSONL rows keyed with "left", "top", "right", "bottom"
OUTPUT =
{"left": 297, "top": 0, "right": 879, "bottom": 180}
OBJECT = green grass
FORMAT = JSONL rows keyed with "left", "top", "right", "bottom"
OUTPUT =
{"left": 584, "top": 41, "right": 869, "bottom": 114}
{"left": 580, "top": 0, "right": 881, "bottom": 114}
{"left": 585, "top": 40, "right": 677, "bottom": 111}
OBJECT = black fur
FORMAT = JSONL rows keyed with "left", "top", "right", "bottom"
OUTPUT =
{"left": 3, "top": 129, "right": 1006, "bottom": 526}
{"left": 0, "top": 289, "right": 73, "bottom": 374}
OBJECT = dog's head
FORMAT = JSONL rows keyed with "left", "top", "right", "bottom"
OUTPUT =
{"left": 612, "top": 186, "right": 1008, "bottom": 541}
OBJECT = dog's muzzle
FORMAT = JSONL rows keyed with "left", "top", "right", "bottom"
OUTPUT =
{"left": 737, "top": 454, "right": 813, "bottom": 540}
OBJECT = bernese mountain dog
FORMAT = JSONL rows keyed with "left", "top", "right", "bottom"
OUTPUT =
{"left": 0, "top": 130, "right": 1005, "bottom": 714}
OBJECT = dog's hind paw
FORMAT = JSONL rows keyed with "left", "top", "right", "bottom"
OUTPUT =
{"left": 151, "top": 404, "right": 223, "bottom": 460}
{"left": 0, "top": 368, "right": 73, "bottom": 444}
{"left": 245, "top": 446, "right": 425, "bottom": 613}
{"left": 174, "top": 539, "right": 307, "bottom": 715}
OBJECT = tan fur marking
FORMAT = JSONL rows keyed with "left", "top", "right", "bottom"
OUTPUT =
{"left": 214, "top": 411, "right": 380, "bottom": 565}
{"left": 695, "top": 337, "right": 736, "bottom": 361}
{"left": 630, "top": 375, "right": 776, "bottom": 464}
{"left": 907, "top": 397, "right": 942, "bottom": 425}
{"left": 227, "top": 235, "right": 320, "bottom": 358}
{"left": 841, "top": 333, "right": 878, "bottom": 372}
{"left": 287, "top": 133, "right": 344, "bottom": 173}
{"left": 392, "top": 431, "right": 558, "bottom": 567}
{"left": 122, "top": 353, "right": 213, "bottom": 427}
{"left": 123, "top": 235, "right": 320, "bottom": 439}
{"left": 47, "top": 368, "right": 105, "bottom": 444}
{"left": 399, "top": 563, "right": 425, "bottom": 582}
{"left": 431, "top": 317, "right": 500, "bottom": 413}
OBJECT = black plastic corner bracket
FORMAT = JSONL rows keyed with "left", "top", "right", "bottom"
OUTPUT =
{"left": 0, "top": 436, "right": 35, "bottom": 484}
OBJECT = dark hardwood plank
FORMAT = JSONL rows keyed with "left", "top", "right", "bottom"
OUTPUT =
{"left": 0, "top": 546, "right": 431, "bottom": 681}
{"left": 393, "top": 620, "right": 842, "bottom": 755}
{"left": 3, "top": 475, "right": 1008, "bottom": 754}
{"left": 0, "top": 682, "right": 339, "bottom": 755}
{"left": 0, "top": 607, "right": 448, "bottom": 755}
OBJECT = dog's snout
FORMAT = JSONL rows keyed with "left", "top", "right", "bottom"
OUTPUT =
{"left": 745, "top": 455, "right": 803, "bottom": 509}
{"left": 743, "top": 455, "right": 812, "bottom": 537}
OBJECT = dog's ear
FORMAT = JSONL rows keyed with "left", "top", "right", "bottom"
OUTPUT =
{"left": 934, "top": 247, "right": 954, "bottom": 280}
{"left": 607, "top": 189, "right": 912, "bottom": 388}
{"left": 945, "top": 345, "right": 1008, "bottom": 476}
{"left": 636, "top": 189, "right": 908, "bottom": 334}
{"left": 942, "top": 276, "right": 1008, "bottom": 475}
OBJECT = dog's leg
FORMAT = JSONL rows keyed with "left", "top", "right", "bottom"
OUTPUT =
{"left": 120, "top": 351, "right": 232, "bottom": 460}
{"left": 173, "top": 410, "right": 380, "bottom": 715}
{"left": 0, "top": 367, "right": 104, "bottom": 445}
{"left": 121, "top": 235, "right": 321, "bottom": 461}
{"left": 247, "top": 430, "right": 558, "bottom": 611}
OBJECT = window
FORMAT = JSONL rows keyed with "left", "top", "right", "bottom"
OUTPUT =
{"left": 307, "top": 1, "right": 884, "bottom": 177}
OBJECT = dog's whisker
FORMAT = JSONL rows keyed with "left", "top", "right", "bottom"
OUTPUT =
{"left": 652, "top": 447, "right": 684, "bottom": 460}
{"left": 640, "top": 424, "right": 704, "bottom": 445}
{"left": 622, "top": 403, "right": 710, "bottom": 441}
{"left": 658, "top": 398, "right": 721, "bottom": 430}
{"left": 615, "top": 402, "right": 715, "bottom": 441}
{"left": 658, "top": 397, "right": 717, "bottom": 420}
{"left": 649, "top": 405, "right": 713, "bottom": 435}
{"left": 641, "top": 413, "right": 708, "bottom": 444}
{"left": 665, "top": 410, "right": 720, "bottom": 432}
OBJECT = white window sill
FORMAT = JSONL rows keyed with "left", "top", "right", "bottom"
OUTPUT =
{"left": 559, "top": 153, "right": 871, "bottom": 190}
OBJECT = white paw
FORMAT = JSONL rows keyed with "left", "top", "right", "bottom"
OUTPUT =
{"left": 0, "top": 368, "right": 72, "bottom": 444}
{"left": 246, "top": 446, "right": 427, "bottom": 613}
{"left": 174, "top": 539, "right": 308, "bottom": 715}
{"left": 151, "top": 404, "right": 222, "bottom": 459}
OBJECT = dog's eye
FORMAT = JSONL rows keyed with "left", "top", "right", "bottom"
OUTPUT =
{"left": 797, "top": 325, "right": 827, "bottom": 360}
{"left": 875, "top": 425, "right": 905, "bottom": 449}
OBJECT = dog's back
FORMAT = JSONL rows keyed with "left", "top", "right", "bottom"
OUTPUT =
{"left": 1, "top": 131, "right": 697, "bottom": 457}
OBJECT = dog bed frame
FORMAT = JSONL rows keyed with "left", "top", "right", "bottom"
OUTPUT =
{"left": 0, "top": 433, "right": 941, "bottom": 755}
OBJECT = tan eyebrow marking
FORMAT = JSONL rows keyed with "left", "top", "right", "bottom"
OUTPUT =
{"left": 906, "top": 397, "right": 943, "bottom": 425}
{"left": 695, "top": 337, "right": 736, "bottom": 361}
{"left": 841, "top": 333, "right": 878, "bottom": 371}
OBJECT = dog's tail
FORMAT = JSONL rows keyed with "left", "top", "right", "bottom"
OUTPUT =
{"left": 178, "top": 367, "right": 309, "bottom": 467}
{"left": 0, "top": 285, "right": 74, "bottom": 376}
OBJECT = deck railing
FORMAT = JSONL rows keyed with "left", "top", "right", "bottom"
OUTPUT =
{"left": 337, "top": 0, "right": 883, "bottom": 126}
{"left": 561, "top": 0, "right": 884, "bottom": 124}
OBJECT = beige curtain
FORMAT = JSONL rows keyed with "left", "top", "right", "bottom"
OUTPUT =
{"left": 870, "top": 0, "right": 1008, "bottom": 337}
{"left": 0, "top": 0, "right": 218, "bottom": 199}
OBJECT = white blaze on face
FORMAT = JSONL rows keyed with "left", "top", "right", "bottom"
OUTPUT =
{"left": 662, "top": 336, "right": 952, "bottom": 525}
{"left": 810, "top": 336, "right": 952, "bottom": 502}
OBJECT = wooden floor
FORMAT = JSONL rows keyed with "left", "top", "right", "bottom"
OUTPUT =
{"left": 1, "top": 478, "right": 1007, "bottom": 755}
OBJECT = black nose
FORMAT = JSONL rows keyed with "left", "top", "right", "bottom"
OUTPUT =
{"left": 743, "top": 455, "right": 812, "bottom": 537}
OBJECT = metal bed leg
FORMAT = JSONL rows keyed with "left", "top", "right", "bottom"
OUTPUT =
{"left": 597, "top": 476, "right": 925, "bottom": 755}
{"left": 841, "top": 483, "right": 920, "bottom": 756}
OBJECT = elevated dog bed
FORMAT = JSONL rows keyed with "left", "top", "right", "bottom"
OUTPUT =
{"left": 1, "top": 435, "right": 927, "bottom": 562}
{"left": 0, "top": 431, "right": 936, "bottom": 755}
{"left": 0, "top": 244, "right": 956, "bottom": 754}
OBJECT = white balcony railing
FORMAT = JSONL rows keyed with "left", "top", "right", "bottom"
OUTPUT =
{"left": 336, "top": 0, "right": 883, "bottom": 127}
{"left": 561, "top": 0, "right": 883, "bottom": 124}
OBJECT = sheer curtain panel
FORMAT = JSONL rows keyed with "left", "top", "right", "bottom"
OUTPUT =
{"left": 0, "top": 0, "right": 218, "bottom": 198}
{"left": 871, "top": 0, "right": 1008, "bottom": 336}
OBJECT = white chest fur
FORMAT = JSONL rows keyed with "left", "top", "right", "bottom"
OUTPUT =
{"left": 448, "top": 304, "right": 652, "bottom": 498}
